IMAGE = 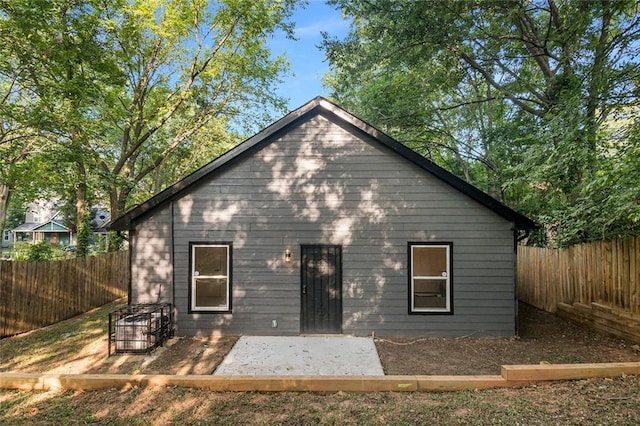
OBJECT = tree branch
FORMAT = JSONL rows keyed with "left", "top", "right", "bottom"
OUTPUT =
{"left": 457, "top": 50, "right": 545, "bottom": 117}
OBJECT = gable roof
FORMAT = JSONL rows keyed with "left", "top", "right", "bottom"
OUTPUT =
{"left": 12, "top": 219, "right": 70, "bottom": 233}
{"left": 110, "top": 97, "right": 535, "bottom": 231}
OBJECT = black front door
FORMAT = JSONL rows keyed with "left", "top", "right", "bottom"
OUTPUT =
{"left": 300, "top": 245, "right": 342, "bottom": 334}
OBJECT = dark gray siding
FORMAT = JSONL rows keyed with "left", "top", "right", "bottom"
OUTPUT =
{"left": 139, "top": 114, "right": 517, "bottom": 337}
{"left": 131, "top": 203, "right": 173, "bottom": 305}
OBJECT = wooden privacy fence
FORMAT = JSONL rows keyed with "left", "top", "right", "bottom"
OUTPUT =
{"left": 0, "top": 251, "right": 129, "bottom": 337}
{"left": 518, "top": 237, "right": 640, "bottom": 343}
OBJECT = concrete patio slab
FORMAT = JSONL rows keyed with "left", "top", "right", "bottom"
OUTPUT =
{"left": 213, "top": 336, "right": 385, "bottom": 376}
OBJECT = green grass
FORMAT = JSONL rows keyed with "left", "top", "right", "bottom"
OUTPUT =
{"left": 0, "top": 300, "right": 125, "bottom": 373}
{"left": 2, "top": 380, "right": 640, "bottom": 425}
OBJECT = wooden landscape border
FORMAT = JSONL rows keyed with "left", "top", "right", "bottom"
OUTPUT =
{"left": 1, "top": 362, "right": 639, "bottom": 392}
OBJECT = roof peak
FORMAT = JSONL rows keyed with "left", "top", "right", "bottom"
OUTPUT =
{"left": 110, "top": 97, "right": 534, "bottom": 231}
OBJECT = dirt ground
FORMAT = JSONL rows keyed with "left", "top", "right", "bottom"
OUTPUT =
{"left": 376, "top": 303, "right": 640, "bottom": 375}
{"left": 1, "top": 300, "right": 638, "bottom": 376}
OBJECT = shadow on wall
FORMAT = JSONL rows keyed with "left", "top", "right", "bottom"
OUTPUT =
{"left": 138, "top": 113, "right": 474, "bottom": 335}
{"left": 262, "top": 122, "right": 400, "bottom": 330}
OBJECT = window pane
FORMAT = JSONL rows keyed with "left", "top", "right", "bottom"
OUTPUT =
{"left": 414, "top": 279, "right": 447, "bottom": 309}
{"left": 194, "top": 246, "right": 227, "bottom": 276}
{"left": 413, "top": 246, "right": 447, "bottom": 277}
{"left": 195, "top": 278, "right": 228, "bottom": 308}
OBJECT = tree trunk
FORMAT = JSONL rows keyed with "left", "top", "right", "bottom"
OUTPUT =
{"left": 106, "top": 185, "right": 130, "bottom": 252}
{"left": 584, "top": 0, "right": 612, "bottom": 167}
{"left": 0, "top": 184, "right": 11, "bottom": 256}
{"left": 108, "top": 185, "right": 119, "bottom": 227}
{"left": 75, "top": 160, "right": 90, "bottom": 257}
{"left": 107, "top": 184, "right": 130, "bottom": 228}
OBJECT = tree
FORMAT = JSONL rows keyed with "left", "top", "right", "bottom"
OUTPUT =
{"left": 322, "top": 0, "right": 640, "bottom": 245}
{"left": 0, "top": 90, "right": 38, "bottom": 251}
{"left": 1, "top": 0, "right": 127, "bottom": 255}
{"left": 1, "top": 0, "right": 297, "bottom": 252}
{"left": 93, "top": 0, "right": 296, "bottom": 224}
{"left": 0, "top": 9, "right": 69, "bottom": 253}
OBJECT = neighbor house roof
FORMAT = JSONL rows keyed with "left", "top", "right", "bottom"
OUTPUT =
{"left": 12, "top": 221, "right": 70, "bottom": 232}
{"left": 11, "top": 209, "right": 71, "bottom": 233}
{"left": 110, "top": 97, "right": 535, "bottom": 231}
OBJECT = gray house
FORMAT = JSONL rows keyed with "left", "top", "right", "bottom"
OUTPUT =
{"left": 110, "top": 98, "right": 534, "bottom": 337}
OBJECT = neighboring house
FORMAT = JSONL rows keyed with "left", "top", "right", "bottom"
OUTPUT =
{"left": 8, "top": 201, "right": 111, "bottom": 249}
{"left": 110, "top": 98, "right": 535, "bottom": 337}
{"left": 91, "top": 207, "right": 111, "bottom": 232}
{"left": 1, "top": 229, "right": 11, "bottom": 249}
{"left": 90, "top": 207, "right": 111, "bottom": 251}
{"left": 10, "top": 200, "right": 73, "bottom": 247}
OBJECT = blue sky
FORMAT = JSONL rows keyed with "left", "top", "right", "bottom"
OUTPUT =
{"left": 268, "top": 1, "right": 351, "bottom": 111}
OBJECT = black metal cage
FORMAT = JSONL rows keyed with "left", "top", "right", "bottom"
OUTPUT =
{"left": 108, "top": 303, "right": 173, "bottom": 355}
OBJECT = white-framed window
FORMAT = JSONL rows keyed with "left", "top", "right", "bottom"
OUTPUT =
{"left": 2, "top": 230, "right": 10, "bottom": 241}
{"left": 409, "top": 242, "right": 452, "bottom": 314}
{"left": 189, "top": 243, "right": 232, "bottom": 312}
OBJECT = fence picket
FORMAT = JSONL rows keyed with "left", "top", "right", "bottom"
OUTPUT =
{"left": 0, "top": 251, "right": 128, "bottom": 337}
{"left": 519, "top": 238, "right": 640, "bottom": 316}
{"left": 518, "top": 237, "right": 640, "bottom": 343}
